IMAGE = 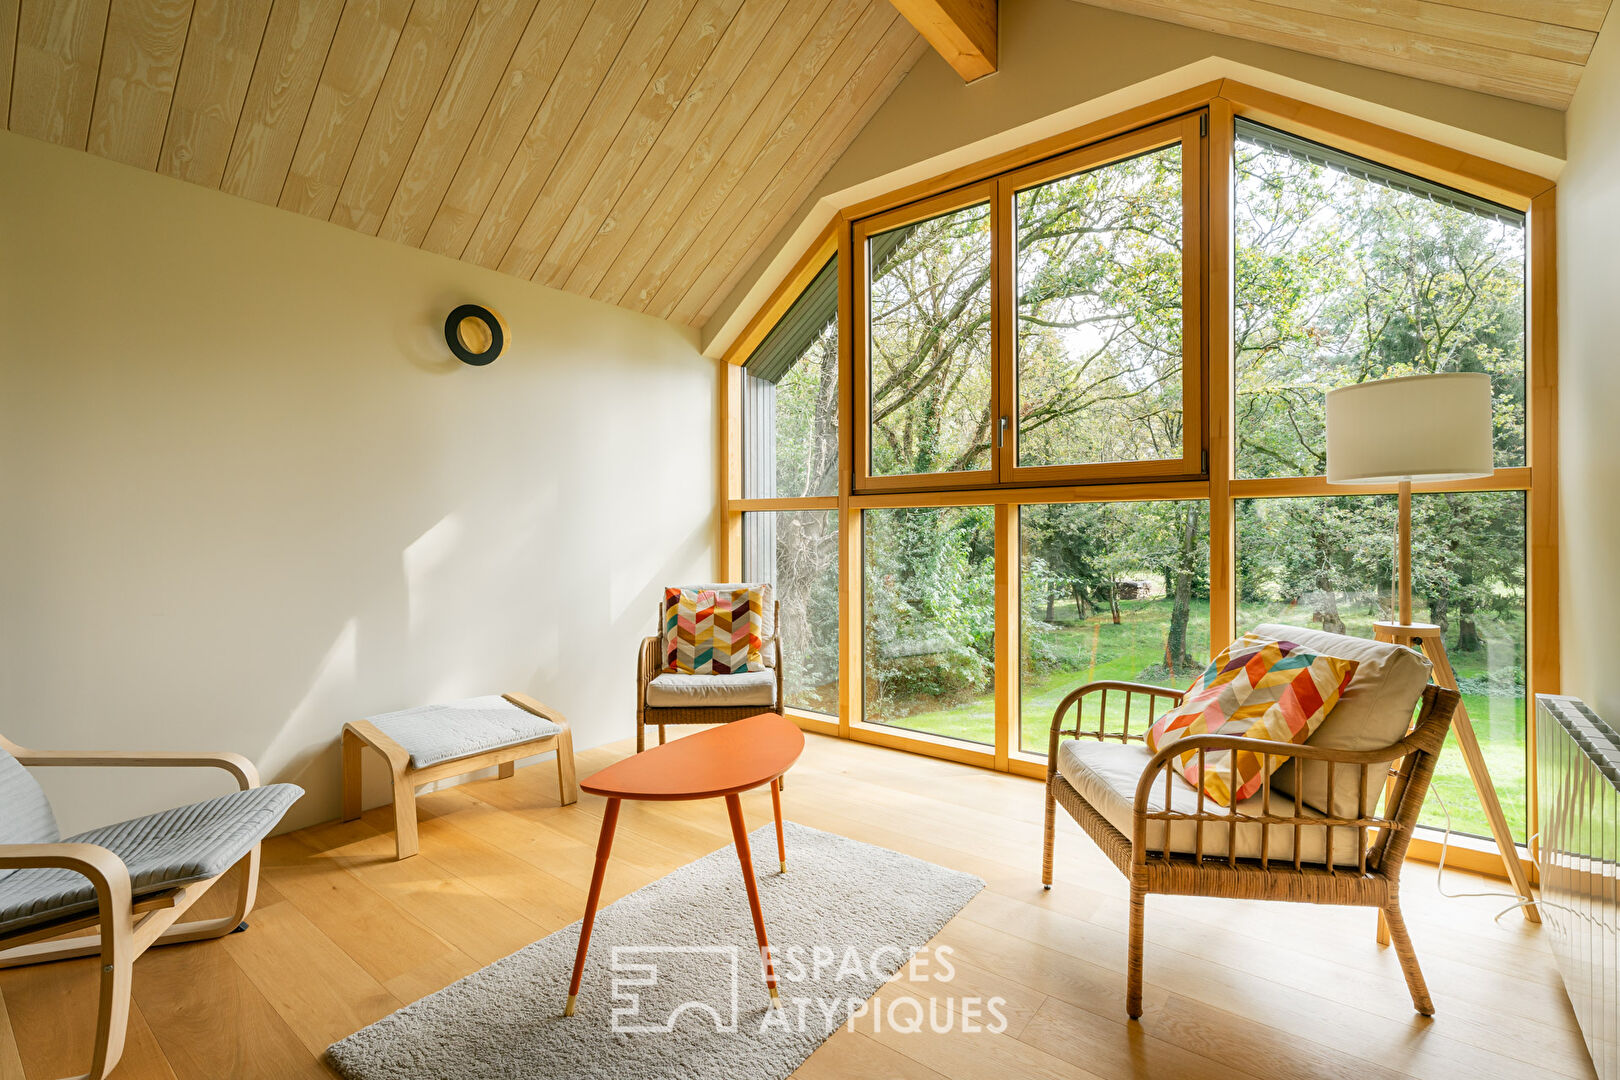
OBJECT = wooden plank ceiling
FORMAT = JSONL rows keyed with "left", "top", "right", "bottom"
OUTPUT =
{"left": 0, "top": 0, "right": 926, "bottom": 328}
{"left": 1070, "top": 0, "right": 1610, "bottom": 109}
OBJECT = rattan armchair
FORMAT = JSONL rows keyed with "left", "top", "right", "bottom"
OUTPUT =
{"left": 636, "top": 600, "right": 783, "bottom": 752}
{"left": 1042, "top": 678, "right": 1458, "bottom": 1019}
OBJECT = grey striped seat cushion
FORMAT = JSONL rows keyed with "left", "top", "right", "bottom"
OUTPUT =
{"left": 366, "top": 695, "right": 561, "bottom": 768}
{"left": 0, "top": 783, "right": 302, "bottom": 935}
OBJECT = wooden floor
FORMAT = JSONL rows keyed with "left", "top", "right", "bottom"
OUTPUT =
{"left": 0, "top": 730, "right": 1592, "bottom": 1080}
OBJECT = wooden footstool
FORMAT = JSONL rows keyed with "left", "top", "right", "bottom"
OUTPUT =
{"left": 342, "top": 692, "right": 579, "bottom": 860}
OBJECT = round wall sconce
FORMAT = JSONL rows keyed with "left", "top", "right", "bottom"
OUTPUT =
{"left": 444, "top": 304, "right": 507, "bottom": 366}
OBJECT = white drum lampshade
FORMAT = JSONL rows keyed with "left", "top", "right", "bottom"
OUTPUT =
{"left": 1325, "top": 372, "right": 1494, "bottom": 483}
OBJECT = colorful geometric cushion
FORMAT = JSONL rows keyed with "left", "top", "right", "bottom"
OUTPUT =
{"left": 1146, "top": 634, "right": 1359, "bottom": 807}
{"left": 660, "top": 587, "right": 765, "bottom": 675}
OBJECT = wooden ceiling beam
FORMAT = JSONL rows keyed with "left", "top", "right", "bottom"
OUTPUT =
{"left": 887, "top": 0, "right": 996, "bottom": 81}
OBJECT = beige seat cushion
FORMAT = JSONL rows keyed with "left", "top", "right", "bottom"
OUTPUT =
{"left": 645, "top": 669, "right": 776, "bottom": 708}
{"left": 1057, "top": 739, "right": 1369, "bottom": 867}
{"left": 1251, "top": 624, "right": 1432, "bottom": 821}
{"left": 669, "top": 583, "right": 777, "bottom": 668}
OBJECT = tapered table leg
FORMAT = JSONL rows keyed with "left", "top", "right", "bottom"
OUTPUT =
{"left": 565, "top": 797, "right": 621, "bottom": 1016}
{"left": 724, "top": 793, "right": 780, "bottom": 1007}
{"left": 771, "top": 777, "right": 786, "bottom": 873}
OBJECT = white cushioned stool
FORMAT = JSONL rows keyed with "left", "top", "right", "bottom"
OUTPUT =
{"left": 342, "top": 692, "right": 578, "bottom": 860}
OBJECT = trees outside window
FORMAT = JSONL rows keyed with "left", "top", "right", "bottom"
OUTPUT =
{"left": 743, "top": 510, "right": 839, "bottom": 715}
{"left": 1234, "top": 123, "right": 1525, "bottom": 480}
{"left": 1020, "top": 501, "right": 1209, "bottom": 753}
{"left": 1236, "top": 492, "right": 1527, "bottom": 839}
{"left": 863, "top": 506, "right": 995, "bottom": 742}
{"left": 1016, "top": 146, "right": 1185, "bottom": 468}
{"left": 866, "top": 203, "right": 994, "bottom": 477}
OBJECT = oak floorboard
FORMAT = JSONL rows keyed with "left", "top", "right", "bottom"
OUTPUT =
{"left": 133, "top": 942, "right": 334, "bottom": 1080}
{"left": 0, "top": 991, "right": 22, "bottom": 1080}
{"left": 1, "top": 957, "right": 180, "bottom": 1080}
{"left": 792, "top": 1027, "right": 951, "bottom": 1080}
{"left": 219, "top": 897, "right": 400, "bottom": 1055}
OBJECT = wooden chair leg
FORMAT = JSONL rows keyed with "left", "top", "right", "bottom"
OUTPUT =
{"left": 1376, "top": 909, "right": 1391, "bottom": 945}
{"left": 556, "top": 725, "right": 579, "bottom": 805}
{"left": 1042, "top": 782, "right": 1056, "bottom": 889}
{"left": 1383, "top": 901, "right": 1434, "bottom": 1015}
{"left": 636, "top": 712, "right": 646, "bottom": 753}
{"left": 1126, "top": 884, "right": 1146, "bottom": 1019}
{"left": 155, "top": 849, "right": 261, "bottom": 945}
{"left": 391, "top": 769, "right": 419, "bottom": 861}
{"left": 658, "top": 725, "right": 666, "bottom": 746}
{"left": 341, "top": 728, "right": 364, "bottom": 823}
{"left": 85, "top": 905, "right": 133, "bottom": 1079}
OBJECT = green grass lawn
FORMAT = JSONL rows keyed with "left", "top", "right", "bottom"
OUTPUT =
{"left": 868, "top": 597, "right": 1525, "bottom": 840}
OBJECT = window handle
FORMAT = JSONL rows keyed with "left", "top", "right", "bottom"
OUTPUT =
{"left": 998, "top": 415, "right": 1009, "bottom": 449}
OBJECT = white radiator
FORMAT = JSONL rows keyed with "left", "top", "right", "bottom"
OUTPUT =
{"left": 1538, "top": 693, "right": 1620, "bottom": 1080}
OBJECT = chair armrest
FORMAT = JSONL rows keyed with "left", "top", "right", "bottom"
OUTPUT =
{"left": 637, "top": 636, "right": 660, "bottom": 706}
{"left": 0, "top": 842, "right": 132, "bottom": 917}
{"left": 11, "top": 749, "right": 259, "bottom": 790}
{"left": 1127, "top": 731, "right": 1420, "bottom": 859}
{"left": 1048, "top": 680, "right": 1186, "bottom": 769}
{"left": 503, "top": 692, "right": 569, "bottom": 730}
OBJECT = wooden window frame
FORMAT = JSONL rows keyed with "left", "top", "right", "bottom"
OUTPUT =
{"left": 853, "top": 179, "right": 1002, "bottom": 493}
{"left": 719, "top": 80, "right": 1558, "bottom": 881}
{"left": 998, "top": 113, "right": 1207, "bottom": 487}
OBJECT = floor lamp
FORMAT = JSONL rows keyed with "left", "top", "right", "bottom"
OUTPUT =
{"left": 1325, "top": 372, "right": 1537, "bottom": 924}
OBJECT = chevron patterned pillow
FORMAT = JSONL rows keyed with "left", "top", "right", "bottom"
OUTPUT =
{"left": 660, "top": 587, "right": 765, "bottom": 675}
{"left": 1147, "top": 634, "right": 1359, "bottom": 807}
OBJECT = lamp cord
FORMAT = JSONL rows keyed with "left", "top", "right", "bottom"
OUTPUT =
{"left": 1430, "top": 788, "right": 1590, "bottom": 926}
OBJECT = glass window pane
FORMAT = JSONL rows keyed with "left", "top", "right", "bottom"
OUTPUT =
{"left": 1016, "top": 146, "right": 1184, "bottom": 468}
{"left": 862, "top": 506, "right": 994, "bottom": 743}
{"left": 867, "top": 203, "right": 993, "bottom": 477}
{"left": 1019, "top": 500, "right": 1209, "bottom": 755}
{"left": 742, "top": 510, "right": 840, "bottom": 715}
{"left": 1234, "top": 124, "right": 1526, "bottom": 479}
{"left": 1235, "top": 492, "right": 1527, "bottom": 841}
{"left": 743, "top": 256, "right": 839, "bottom": 498}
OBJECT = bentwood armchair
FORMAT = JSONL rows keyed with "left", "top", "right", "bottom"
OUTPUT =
{"left": 0, "top": 733, "right": 301, "bottom": 1079}
{"left": 1041, "top": 624, "right": 1457, "bottom": 1019}
{"left": 636, "top": 591, "right": 783, "bottom": 753}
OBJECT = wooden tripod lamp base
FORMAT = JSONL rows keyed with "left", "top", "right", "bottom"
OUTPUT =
{"left": 1373, "top": 620, "right": 1538, "bottom": 925}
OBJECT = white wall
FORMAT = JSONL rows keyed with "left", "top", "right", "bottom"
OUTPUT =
{"left": 0, "top": 131, "right": 719, "bottom": 834}
{"left": 1558, "top": 15, "right": 1620, "bottom": 726}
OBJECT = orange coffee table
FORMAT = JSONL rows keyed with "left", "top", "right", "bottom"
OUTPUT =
{"left": 564, "top": 712, "right": 805, "bottom": 1016}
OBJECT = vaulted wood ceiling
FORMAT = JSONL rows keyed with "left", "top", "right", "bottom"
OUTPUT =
{"left": 1070, "top": 0, "right": 1610, "bottom": 109}
{"left": 0, "top": 0, "right": 926, "bottom": 328}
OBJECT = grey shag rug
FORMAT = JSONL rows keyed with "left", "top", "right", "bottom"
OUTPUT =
{"left": 326, "top": 822, "right": 983, "bottom": 1080}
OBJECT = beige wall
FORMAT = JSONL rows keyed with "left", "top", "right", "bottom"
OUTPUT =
{"left": 706, "top": 0, "right": 1566, "bottom": 353}
{"left": 0, "top": 131, "right": 718, "bottom": 834}
{"left": 1558, "top": 16, "right": 1620, "bottom": 725}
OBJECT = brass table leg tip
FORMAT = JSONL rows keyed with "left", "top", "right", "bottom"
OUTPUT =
{"left": 769, "top": 988, "right": 782, "bottom": 1008}
{"left": 780, "top": 861, "right": 787, "bottom": 873}
{"left": 564, "top": 995, "right": 577, "bottom": 1017}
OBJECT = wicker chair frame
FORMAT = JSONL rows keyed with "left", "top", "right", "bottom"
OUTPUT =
{"left": 635, "top": 600, "right": 784, "bottom": 753}
{"left": 1042, "top": 678, "right": 1459, "bottom": 1018}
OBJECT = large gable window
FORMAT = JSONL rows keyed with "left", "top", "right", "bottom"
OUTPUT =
{"left": 721, "top": 92, "right": 1553, "bottom": 868}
